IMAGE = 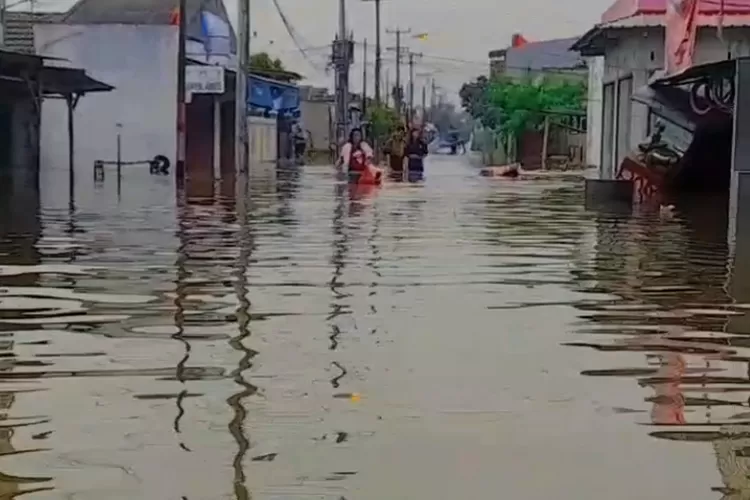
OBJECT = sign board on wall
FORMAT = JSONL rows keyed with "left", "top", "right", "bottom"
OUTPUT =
{"left": 185, "top": 66, "right": 225, "bottom": 94}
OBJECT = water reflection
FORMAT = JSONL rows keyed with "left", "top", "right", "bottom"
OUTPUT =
{"left": 6, "top": 154, "right": 750, "bottom": 498}
{"left": 569, "top": 194, "right": 750, "bottom": 498}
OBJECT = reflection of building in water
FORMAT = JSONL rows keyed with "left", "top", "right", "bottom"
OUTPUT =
{"left": 0, "top": 176, "right": 42, "bottom": 496}
{"left": 0, "top": 174, "right": 41, "bottom": 286}
{"left": 571, "top": 204, "right": 750, "bottom": 496}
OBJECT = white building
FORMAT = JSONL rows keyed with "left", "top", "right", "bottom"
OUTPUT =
{"left": 572, "top": 1, "right": 750, "bottom": 180}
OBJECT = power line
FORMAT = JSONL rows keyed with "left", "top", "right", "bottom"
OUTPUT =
{"left": 269, "top": 0, "right": 328, "bottom": 74}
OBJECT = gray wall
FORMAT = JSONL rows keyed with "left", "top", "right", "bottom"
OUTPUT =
{"left": 35, "top": 24, "right": 178, "bottom": 208}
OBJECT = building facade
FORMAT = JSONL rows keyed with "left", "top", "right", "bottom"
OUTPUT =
{"left": 574, "top": 2, "right": 750, "bottom": 180}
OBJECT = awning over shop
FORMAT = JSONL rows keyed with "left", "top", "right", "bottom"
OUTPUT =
{"left": 650, "top": 58, "right": 737, "bottom": 88}
{"left": 41, "top": 66, "right": 114, "bottom": 97}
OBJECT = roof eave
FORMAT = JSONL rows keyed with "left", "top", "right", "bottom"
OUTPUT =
{"left": 570, "top": 25, "right": 604, "bottom": 55}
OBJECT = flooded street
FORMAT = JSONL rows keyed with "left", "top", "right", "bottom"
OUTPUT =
{"left": 0, "top": 154, "right": 747, "bottom": 499}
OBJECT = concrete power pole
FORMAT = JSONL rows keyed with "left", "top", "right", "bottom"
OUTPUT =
{"left": 421, "top": 84, "right": 426, "bottom": 122}
{"left": 430, "top": 77, "right": 436, "bottom": 119}
{"left": 361, "top": 0, "right": 382, "bottom": 108}
{"left": 386, "top": 27, "right": 409, "bottom": 121}
{"left": 407, "top": 51, "right": 421, "bottom": 125}
{"left": 236, "top": 0, "right": 250, "bottom": 175}
{"left": 362, "top": 38, "right": 367, "bottom": 121}
{"left": 332, "top": 0, "right": 353, "bottom": 148}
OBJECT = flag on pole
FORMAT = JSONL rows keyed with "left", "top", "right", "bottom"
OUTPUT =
{"left": 169, "top": 7, "right": 180, "bottom": 25}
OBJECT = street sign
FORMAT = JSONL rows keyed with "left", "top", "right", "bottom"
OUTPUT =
{"left": 185, "top": 66, "right": 225, "bottom": 94}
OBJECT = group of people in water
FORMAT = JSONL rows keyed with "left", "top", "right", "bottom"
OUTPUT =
{"left": 334, "top": 125, "right": 429, "bottom": 184}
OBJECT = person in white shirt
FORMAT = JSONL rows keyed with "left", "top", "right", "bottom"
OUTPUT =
{"left": 335, "top": 128, "right": 373, "bottom": 182}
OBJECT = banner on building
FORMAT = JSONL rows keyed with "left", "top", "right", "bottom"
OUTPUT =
{"left": 664, "top": 0, "right": 699, "bottom": 76}
{"left": 185, "top": 66, "right": 225, "bottom": 94}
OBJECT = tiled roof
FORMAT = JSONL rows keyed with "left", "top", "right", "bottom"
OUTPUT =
{"left": 3, "top": 11, "right": 64, "bottom": 53}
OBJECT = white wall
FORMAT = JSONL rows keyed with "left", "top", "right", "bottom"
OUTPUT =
{"left": 300, "top": 99, "right": 332, "bottom": 151}
{"left": 248, "top": 115, "right": 277, "bottom": 164}
{"left": 598, "top": 26, "right": 750, "bottom": 179}
{"left": 585, "top": 56, "right": 604, "bottom": 168}
{"left": 35, "top": 24, "right": 178, "bottom": 208}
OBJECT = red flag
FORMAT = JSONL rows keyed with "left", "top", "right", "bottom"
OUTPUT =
{"left": 169, "top": 7, "right": 180, "bottom": 25}
{"left": 511, "top": 33, "right": 529, "bottom": 48}
{"left": 665, "top": 0, "right": 699, "bottom": 76}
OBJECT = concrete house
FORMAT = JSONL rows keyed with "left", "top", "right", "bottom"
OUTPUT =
{"left": 572, "top": 0, "right": 750, "bottom": 180}
{"left": 484, "top": 35, "right": 588, "bottom": 169}
{"left": 30, "top": 0, "right": 241, "bottom": 199}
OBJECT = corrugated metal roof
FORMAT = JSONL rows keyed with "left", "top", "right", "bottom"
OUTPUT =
{"left": 3, "top": 0, "right": 236, "bottom": 55}
{"left": 63, "top": 0, "right": 193, "bottom": 24}
{"left": 505, "top": 37, "right": 584, "bottom": 71}
{"left": 572, "top": 12, "right": 750, "bottom": 54}
{"left": 3, "top": 11, "right": 64, "bottom": 53}
{"left": 601, "top": 0, "right": 750, "bottom": 23}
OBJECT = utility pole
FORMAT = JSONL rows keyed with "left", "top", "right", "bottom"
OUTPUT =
{"left": 361, "top": 0, "right": 382, "bottom": 108}
{"left": 362, "top": 38, "right": 367, "bottom": 121}
{"left": 176, "top": 0, "right": 187, "bottom": 183}
{"left": 421, "top": 84, "right": 426, "bottom": 122}
{"left": 332, "top": 0, "right": 353, "bottom": 148}
{"left": 386, "top": 27, "right": 409, "bottom": 120}
{"left": 384, "top": 68, "right": 390, "bottom": 107}
{"left": 407, "top": 51, "right": 421, "bottom": 125}
{"left": 235, "top": 0, "right": 250, "bottom": 175}
{"left": 430, "top": 77, "right": 436, "bottom": 119}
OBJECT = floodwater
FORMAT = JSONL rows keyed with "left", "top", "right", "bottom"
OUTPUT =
{"left": 0, "top": 155, "right": 748, "bottom": 499}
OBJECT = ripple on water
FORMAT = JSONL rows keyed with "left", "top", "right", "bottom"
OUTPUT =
{"left": 0, "top": 160, "right": 745, "bottom": 498}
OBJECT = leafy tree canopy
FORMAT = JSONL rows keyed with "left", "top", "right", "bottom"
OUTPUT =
{"left": 248, "top": 52, "right": 303, "bottom": 82}
{"left": 459, "top": 75, "right": 586, "bottom": 135}
{"left": 459, "top": 76, "right": 499, "bottom": 129}
{"left": 366, "top": 104, "right": 401, "bottom": 141}
{"left": 488, "top": 77, "right": 585, "bottom": 137}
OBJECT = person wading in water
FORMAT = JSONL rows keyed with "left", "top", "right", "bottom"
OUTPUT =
{"left": 335, "top": 128, "right": 374, "bottom": 183}
{"left": 404, "top": 127, "right": 428, "bottom": 181}
{"left": 384, "top": 126, "right": 407, "bottom": 180}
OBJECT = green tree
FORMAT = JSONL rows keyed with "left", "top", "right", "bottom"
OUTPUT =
{"left": 248, "top": 52, "right": 303, "bottom": 82}
{"left": 367, "top": 104, "right": 400, "bottom": 142}
{"left": 459, "top": 75, "right": 502, "bottom": 129}
{"left": 487, "top": 77, "right": 586, "bottom": 138}
{"left": 250, "top": 52, "right": 284, "bottom": 71}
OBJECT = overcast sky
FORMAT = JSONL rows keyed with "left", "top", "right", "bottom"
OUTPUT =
{"left": 31, "top": 0, "right": 606, "bottom": 99}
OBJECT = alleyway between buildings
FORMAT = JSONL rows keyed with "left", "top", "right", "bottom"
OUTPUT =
{"left": 0, "top": 154, "right": 744, "bottom": 499}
